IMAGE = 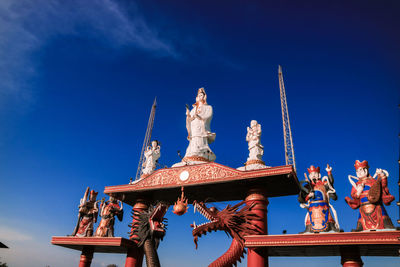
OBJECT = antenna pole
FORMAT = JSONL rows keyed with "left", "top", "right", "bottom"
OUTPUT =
{"left": 397, "top": 104, "right": 400, "bottom": 225}
{"left": 278, "top": 65, "right": 296, "bottom": 172}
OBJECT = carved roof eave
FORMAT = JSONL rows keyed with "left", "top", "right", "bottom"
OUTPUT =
{"left": 106, "top": 163, "right": 294, "bottom": 192}
{"left": 104, "top": 162, "right": 298, "bottom": 202}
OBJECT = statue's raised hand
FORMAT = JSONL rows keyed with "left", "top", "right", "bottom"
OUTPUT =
{"left": 185, "top": 104, "right": 190, "bottom": 115}
{"left": 325, "top": 164, "right": 332, "bottom": 173}
{"left": 376, "top": 168, "right": 388, "bottom": 178}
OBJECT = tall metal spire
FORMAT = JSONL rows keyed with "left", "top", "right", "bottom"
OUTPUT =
{"left": 397, "top": 104, "right": 400, "bottom": 225}
{"left": 135, "top": 97, "right": 157, "bottom": 181}
{"left": 278, "top": 65, "right": 296, "bottom": 171}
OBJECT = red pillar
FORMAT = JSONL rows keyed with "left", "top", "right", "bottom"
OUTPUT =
{"left": 245, "top": 188, "right": 269, "bottom": 267}
{"left": 125, "top": 199, "right": 148, "bottom": 267}
{"left": 79, "top": 246, "right": 94, "bottom": 267}
{"left": 125, "top": 246, "right": 144, "bottom": 267}
{"left": 340, "top": 246, "right": 363, "bottom": 267}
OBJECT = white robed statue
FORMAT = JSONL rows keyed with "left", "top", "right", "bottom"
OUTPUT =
{"left": 173, "top": 88, "right": 216, "bottom": 167}
{"left": 237, "top": 120, "right": 267, "bottom": 171}
{"left": 142, "top": 140, "right": 161, "bottom": 176}
{"left": 246, "top": 120, "right": 263, "bottom": 162}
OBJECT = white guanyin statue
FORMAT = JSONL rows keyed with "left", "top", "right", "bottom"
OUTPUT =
{"left": 237, "top": 120, "right": 267, "bottom": 171}
{"left": 172, "top": 88, "right": 216, "bottom": 167}
{"left": 142, "top": 140, "right": 161, "bottom": 176}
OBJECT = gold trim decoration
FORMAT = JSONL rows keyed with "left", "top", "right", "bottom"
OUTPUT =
{"left": 183, "top": 156, "right": 211, "bottom": 163}
{"left": 245, "top": 159, "right": 266, "bottom": 166}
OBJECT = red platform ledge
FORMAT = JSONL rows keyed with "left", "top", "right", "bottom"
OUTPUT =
{"left": 244, "top": 231, "right": 400, "bottom": 257}
{"left": 51, "top": 236, "right": 136, "bottom": 253}
{"left": 105, "top": 163, "right": 299, "bottom": 205}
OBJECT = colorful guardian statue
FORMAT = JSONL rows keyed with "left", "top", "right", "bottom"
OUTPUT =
{"left": 173, "top": 88, "right": 216, "bottom": 167}
{"left": 345, "top": 160, "right": 395, "bottom": 231}
{"left": 95, "top": 196, "right": 124, "bottom": 237}
{"left": 71, "top": 187, "right": 99, "bottom": 237}
{"left": 298, "top": 165, "right": 340, "bottom": 233}
{"left": 142, "top": 140, "right": 161, "bottom": 177}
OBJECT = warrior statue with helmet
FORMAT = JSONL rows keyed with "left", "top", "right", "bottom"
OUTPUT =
{"left": 345, "top": 160, "right": 395, "bottom": 231}
{"left": 71, "top": 187, "right": 99, "bottom": 237}
{"left": 173, "top": 87, "right": 216, "bottom": 167}
{"left": 298, "top": 165, "right": 340, "bottom": 233}
{"left": 95, "top": 196, "right": 123, "bottom": 237}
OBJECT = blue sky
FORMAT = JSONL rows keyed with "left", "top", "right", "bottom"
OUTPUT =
{"left": 0, "top": 0, "right": 399, "bottom": 266}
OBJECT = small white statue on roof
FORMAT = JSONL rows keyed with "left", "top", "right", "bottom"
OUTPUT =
{"left": 142, "top": 140, "right": 161, "bottom": 176}
{"left": 247, "top": 120, "right": 263, "bottom": 162}
{"left": 237, "top": 120, "right": 267, "bottom": 171}
{"left": 173, "top": 88, "right": 216, "bottom": 167}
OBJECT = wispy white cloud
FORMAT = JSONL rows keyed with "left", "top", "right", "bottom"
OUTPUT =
{"left": 0, "top": 1, "right": 38, "bottom": 104}
{"left": 0, "top": 225, "right": 33, "bottom": 241}
{"left": 0, "top": 235, "right": 76, "bottom": 267}
{"left": 0, "top": 0, "right": 177, "bottom": 105}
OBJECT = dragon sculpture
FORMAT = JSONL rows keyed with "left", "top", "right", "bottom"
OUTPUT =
{"left": 191, "top": 201, "right": 262, "bottom": 267}
{"left": 129, "top": 203, "right": 168, "bottom": 267}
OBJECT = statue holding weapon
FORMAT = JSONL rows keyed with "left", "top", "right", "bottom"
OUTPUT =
{"left": 95, "top": 196, "right": 124, "bottom": 237}
{"left": 298, "top": 164, "right": 340, "bottom": 233}
{"left": 71, "top": 187, "right": 99, "bottom": 237}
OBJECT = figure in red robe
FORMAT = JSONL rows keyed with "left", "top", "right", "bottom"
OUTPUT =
{"left": 72, "top": 187, "right": 99, "bottom": 237}
{"left": 345, "top": 160, "right": 395, "bottom": 231}
{"left": 298, "top": 165, "right": 340, "bottom": 233}
{"left": 95, "top": 196, "right": 123, "bottom": 237}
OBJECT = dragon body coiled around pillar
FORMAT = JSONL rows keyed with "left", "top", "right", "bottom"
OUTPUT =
{"left": 191, "top": 201, "right": 262, "bottom": 267}
{"left": 129, "top": 203, "right": 168, "bottom": 267}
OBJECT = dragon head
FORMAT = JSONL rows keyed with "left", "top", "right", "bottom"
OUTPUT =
{"left": 130, "top": 202, "right": 168, "bottom": 248}
{"left": 190, "top": 201, "right": 261, "bottom": 249}
{"left": 149, "top": 203, "right": 168, "bottom": 237}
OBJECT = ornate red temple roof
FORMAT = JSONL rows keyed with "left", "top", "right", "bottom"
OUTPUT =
{"left": 105, "top": 163, "right": 299, "bottom": 205}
